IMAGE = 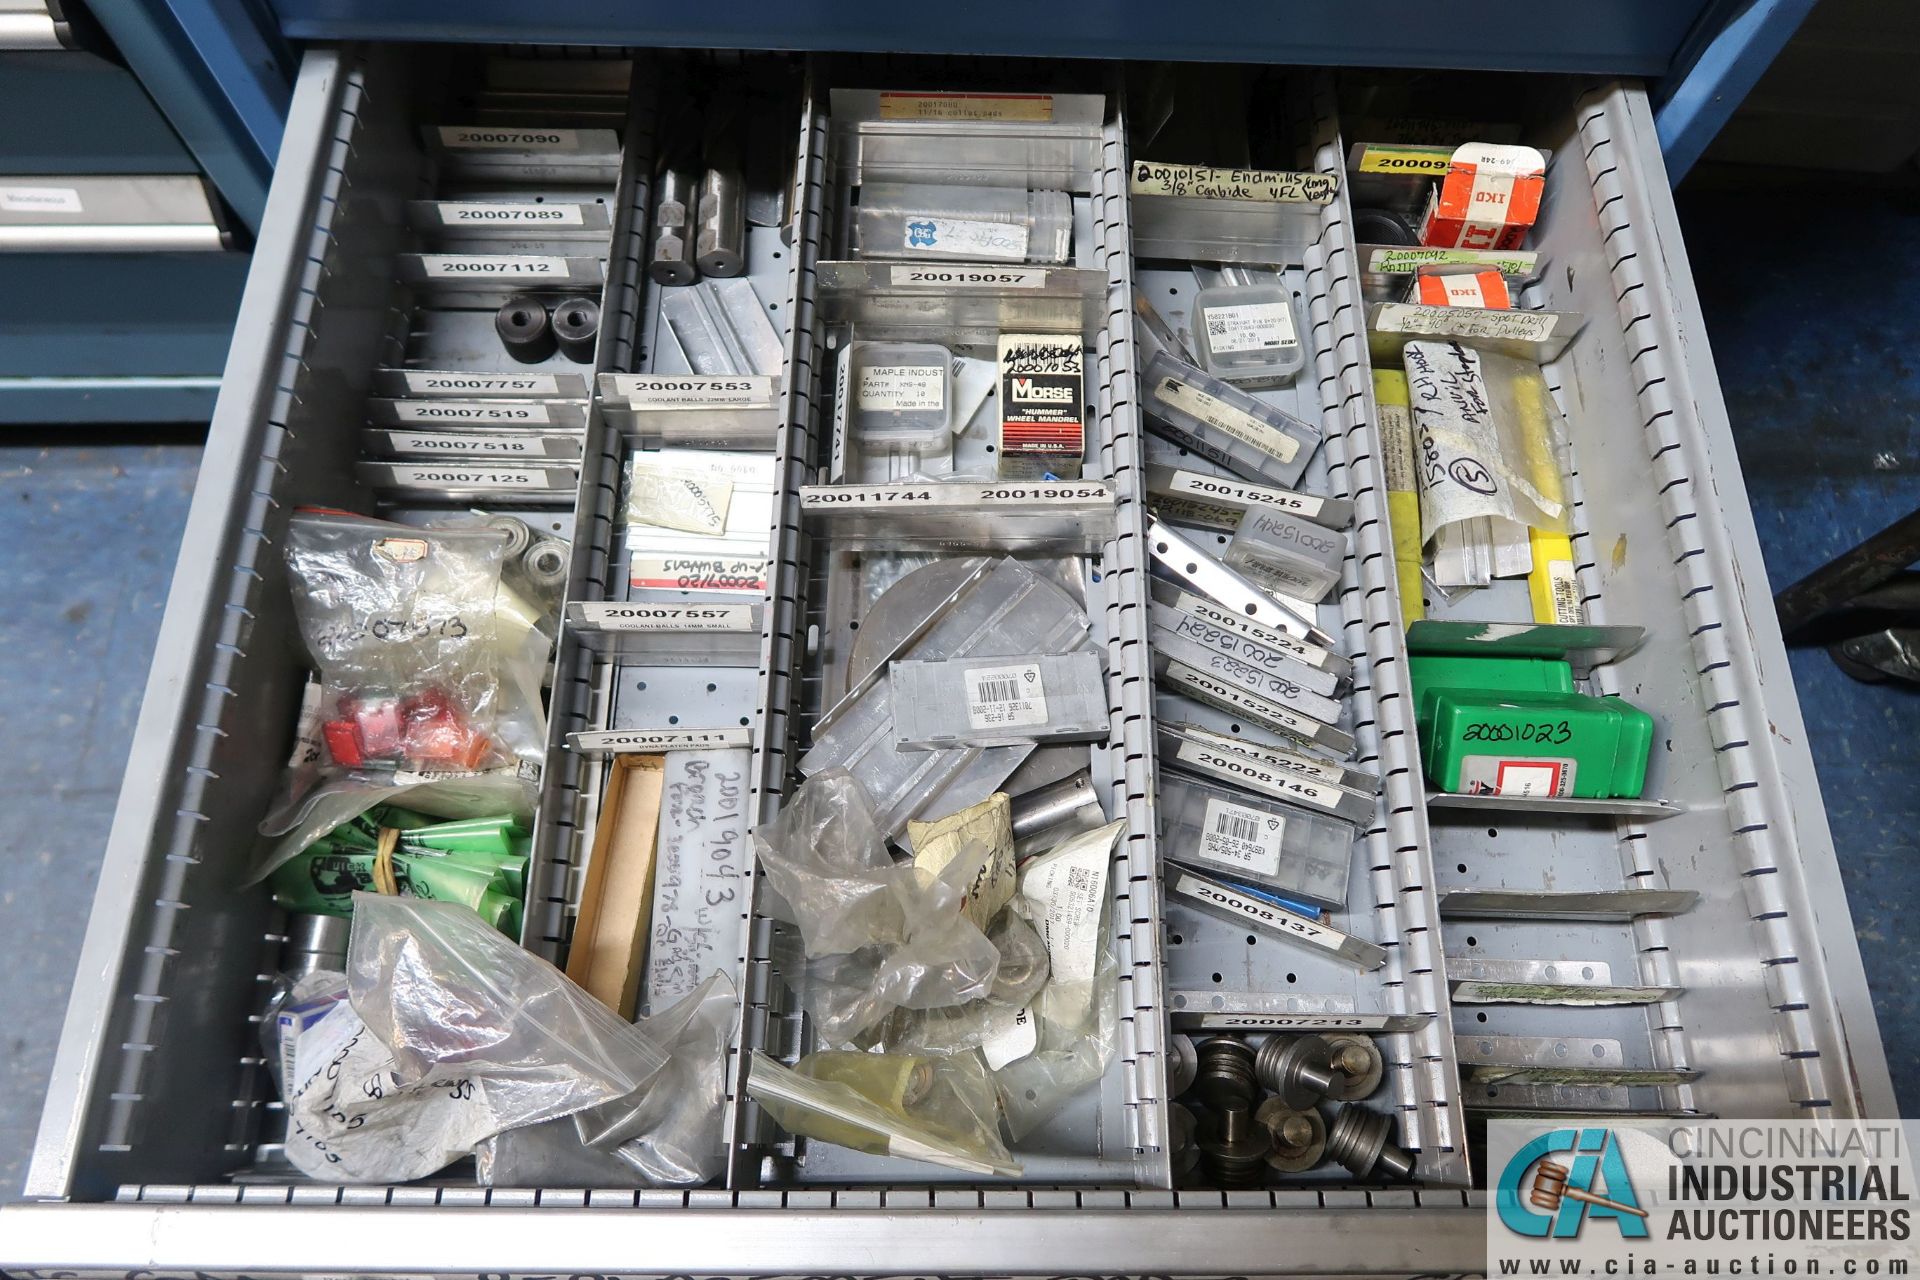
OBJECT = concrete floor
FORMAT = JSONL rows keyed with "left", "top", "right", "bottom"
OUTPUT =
{"left": 0, "top": 188, "right": 1915, "bottom": 1201}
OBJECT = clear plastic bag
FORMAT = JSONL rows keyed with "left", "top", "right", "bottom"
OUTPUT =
{"left": 746, "top": 1049, "right": 1021, "bottom": 1178}
{"left": 994, "top": 947, "right": 1118, "bottom": 1141}
{"left": 476, "top": 971, "right": 737, "bottom": 1187}
{"left": 283, "top": 895, "right": 705, "bottom": 1183}
{"left": 253, "top": 509, "right": 554, "bottom": 880}
{"left": 866, "top": 910, "right": 1051, "bottom": 1056}
{"left": 752, "top": 771, "right": 1001, "bottom": 1043}
{"left": 989, "top": 819, "right": 1126, "bottom": 1139}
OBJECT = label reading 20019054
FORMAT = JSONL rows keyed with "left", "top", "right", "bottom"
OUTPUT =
{"left": 802, "top": 483, "right": 1110, "bottom": 509}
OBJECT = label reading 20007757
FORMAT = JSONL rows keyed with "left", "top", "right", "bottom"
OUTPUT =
{"left": 401, "top": 371, "right": 558, "bottom": 396}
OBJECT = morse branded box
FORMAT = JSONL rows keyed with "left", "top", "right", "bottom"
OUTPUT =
{"left": 997, "top": 332, "right": 1084, "bottom": 479}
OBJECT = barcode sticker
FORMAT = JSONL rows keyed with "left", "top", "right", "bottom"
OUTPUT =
{"left": 902, "top": 216, "right": 1029, "bottom": 261}
{"left": 1204, "top": 301, "right": 1298, "bottom": 355}
{"left": 965, "top": 662, "right": 1048, "bottom": 730}
{"left": 857, "top": 364, "right": 945, "bottom": 412}
{"left": 1195, "top": 797, "right": 1286, "bottom": 878}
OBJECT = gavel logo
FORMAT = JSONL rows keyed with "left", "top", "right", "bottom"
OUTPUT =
{"left": 1528, "top": 1158, "right": 1650, "bottom": 1219}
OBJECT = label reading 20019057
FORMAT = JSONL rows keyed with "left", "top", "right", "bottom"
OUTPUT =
{"left": 888, "top": 265, "right": 1047, "bottom": 289}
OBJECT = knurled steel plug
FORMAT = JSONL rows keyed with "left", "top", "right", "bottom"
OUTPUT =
{"left": 1254, "top": 1033, "right": 1340, "bottom": 1108}
{"left": 1325, "top": 1103, "right": 1416, "bottom": 1181}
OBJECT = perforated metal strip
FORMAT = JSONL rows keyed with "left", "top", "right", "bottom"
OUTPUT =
{"left": 1304, "top": 74, "right": 1467, "bottom": 1183}
{"left": 728, "top": 80, "right": 829, "bottom": 1182}
{"left": 1572, "top": 83, "right": 1841, "bottom": 1112}
{"left": 520, "top": 76, "right": 659, "bottom": 961}
{"left": 1094, "top": 79, "right": 1167, "bottom": 1180}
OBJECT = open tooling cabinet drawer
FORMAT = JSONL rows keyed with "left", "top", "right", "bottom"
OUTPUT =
{"left": 3, "top": 42, "right": 1893, "bottom": 1279}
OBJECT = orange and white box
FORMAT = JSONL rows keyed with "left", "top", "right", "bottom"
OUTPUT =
{"left": 1417, "top": 143, "right": 1545, "bottom": 251}
{"left": 1413, "top": 269, "right": 1511, "bottom": 309}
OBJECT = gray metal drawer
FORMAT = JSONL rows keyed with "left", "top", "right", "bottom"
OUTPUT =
{"left": 0, "top": 44, "right": 1891, "bottom": 1279}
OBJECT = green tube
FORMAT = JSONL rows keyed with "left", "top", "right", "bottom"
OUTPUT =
{"left": 269, "top": 849, "right": 513, "bottom": 930}
{"left": 409, "top": 846, "right": 528, "bottom": 898}
{"left": 397, "top": 815, "right": 527, "bottom": 855}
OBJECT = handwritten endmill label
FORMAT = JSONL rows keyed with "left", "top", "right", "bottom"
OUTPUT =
{"left": 1375, "top": 302, "right": 1558, "bottom": 343}
{"left": 1131, "top": 162, "right": 1339, "bottom": 205}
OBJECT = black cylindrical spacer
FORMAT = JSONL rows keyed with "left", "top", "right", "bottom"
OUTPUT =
{"left": 495, "top": 295, "right": 555, "bottom": 363}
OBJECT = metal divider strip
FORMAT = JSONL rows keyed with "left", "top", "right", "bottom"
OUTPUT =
{"left": 1572, "top": 82, "right": 1852, "bottom": 1113}
{"left": 726, "top": 76, "right": 829, "bottom": 1184}
{"left": 1095, "top": 76, "right": 1169, "bottom": 1183}
{"left": 1308, "top": 74, "right": 1469, "bottom": 1183}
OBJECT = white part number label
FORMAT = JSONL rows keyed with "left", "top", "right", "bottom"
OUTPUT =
{"left": 438, "top": 126, "right": 581, "bottom": 151}
{"left": 0, "top": 185, "right": 82, "bottom": 213}
{"left": 857, "top": 365, "right": 944, "bottom": 413}
{"left": 1204, "top": 301, "right": 1298, "bottom": 355}
{"left": 902, "top": 216, "right": 1029, "bottom": 261}
{"left": 965, "top": 662, "right": 1048, "bottom": 730}
{"left": 420, "top": 255, "right": 568, "bottom": 279}
{"left": 889, "top": 264, "right": 1046, "bottom": 288}
{"left": 390, "top": 399, "right": 552, "bottom": 424}
{"left": 403, "top": 371, "right": 557, "bottom": 396}
{"left": 436, "top": 202, "right": 584, "bottom": 226}
{"left": 1195, "top": 798, "right": 1286, "bottom": 878}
